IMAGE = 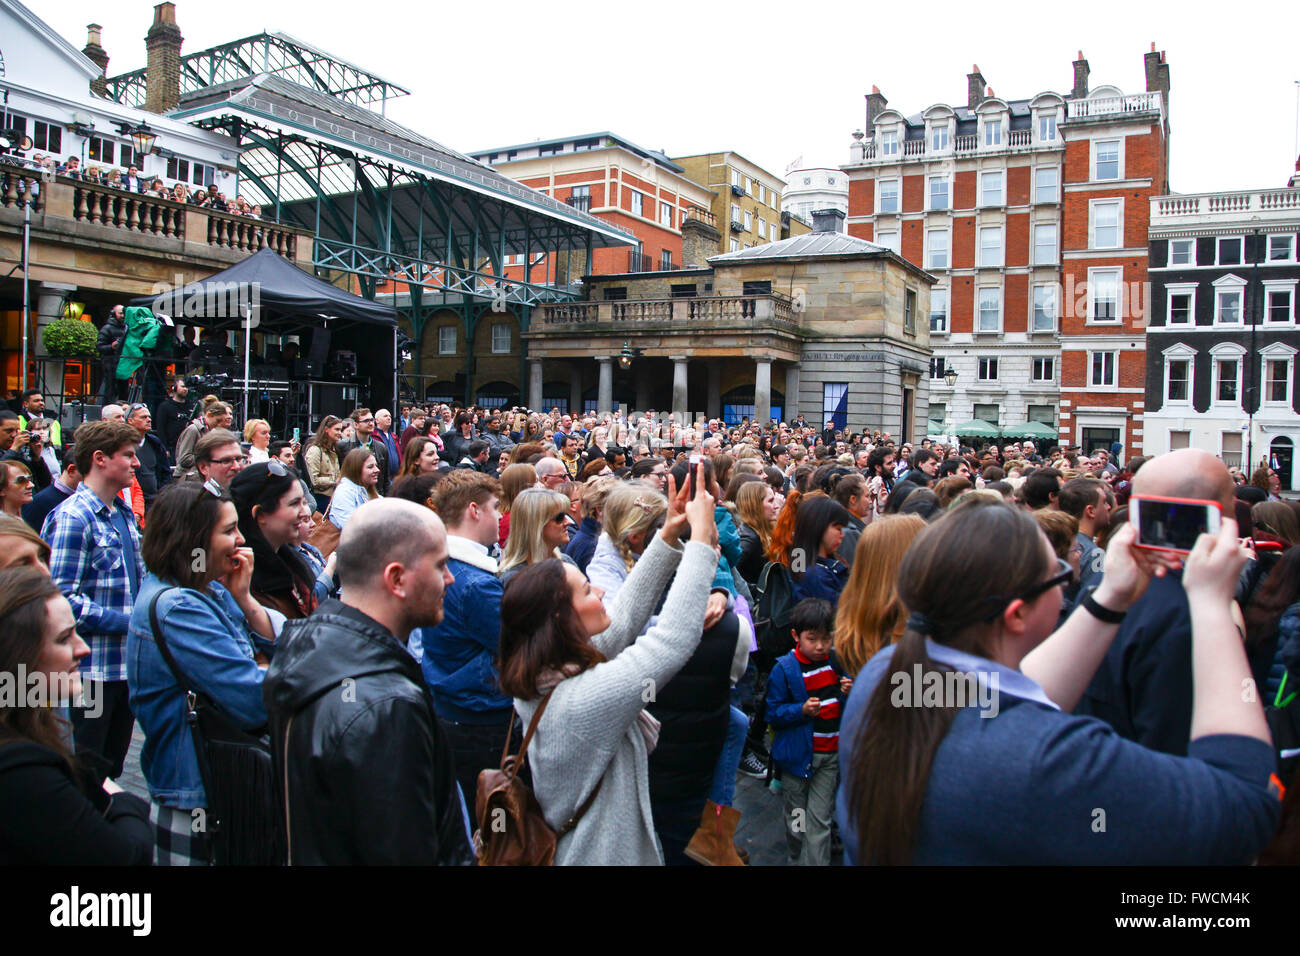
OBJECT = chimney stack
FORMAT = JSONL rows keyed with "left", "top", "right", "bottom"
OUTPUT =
{"left": 145, "top": 3, "right": 183, "bottom": 115}
{"left": 967, "top": 65, "right": 986, "bottom": 110}
{"left": 82, "top": 24, "right": 110, "bottom": 97}
{"left": 1144, "top": 43, "right": 1170, "bottom": 111}
{"left": 1072, "top": 50, "right": 1090, "bottom": 100}
{"left": 866, "top": 85, "right": 889, "bottom": 130}
{"left": 811, "top": 208, "right": 846, "bottom": 235}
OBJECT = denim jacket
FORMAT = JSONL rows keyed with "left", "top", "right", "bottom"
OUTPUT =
{"left": 126, "top": 573, "right": 284, "bottom": 809}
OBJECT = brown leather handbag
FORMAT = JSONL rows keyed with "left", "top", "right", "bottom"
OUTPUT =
{"left": 306, "top": 506, "right": 341, "bottom": 559}
{"left": 473, "top": 691, "right": 602, "bottom": 866}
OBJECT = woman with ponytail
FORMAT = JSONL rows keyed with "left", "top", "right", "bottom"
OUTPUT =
{"left": 838, "top": 497, "right": 1280, "bottom": 864}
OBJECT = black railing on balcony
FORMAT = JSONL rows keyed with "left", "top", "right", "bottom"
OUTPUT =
{"left": 565, "top": 194, "right": 592, "bottom": 213}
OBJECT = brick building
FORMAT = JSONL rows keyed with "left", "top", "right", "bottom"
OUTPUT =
{"left": 1058, "top": 49, "right": 1170, "bottom": 459}
{"left": 843, "top": 50, "right": 1171, "bottom": 452}
{"left": 1143, "top": 169, "right": 1300, "bottom": 487}
{"left": 467, "top": 133, "right": 716, "bottom": 280}
{"left": 671, "top": 151, "right": 811, "bottom": 256}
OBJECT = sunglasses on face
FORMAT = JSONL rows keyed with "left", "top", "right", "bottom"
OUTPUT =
{"left": 549, "top": 513, "right": 569, "bottom": 524}
{"left": 11, "top": 475, "right": 33, "bottom": 487}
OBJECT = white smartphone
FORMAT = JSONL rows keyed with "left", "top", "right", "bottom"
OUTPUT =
{"left": 1129, "top": 495, "right": 1222, "bottom": 554}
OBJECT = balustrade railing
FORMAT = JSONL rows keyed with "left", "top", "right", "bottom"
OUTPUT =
{"left": 1153, "top": 188, "right": 1300, "bottom": 220}
{"left": 538, "top": 293, "right": 798, "bottom": 330}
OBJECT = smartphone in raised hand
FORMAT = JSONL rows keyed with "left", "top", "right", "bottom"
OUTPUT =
{"left": 1130, "top": 495, "right": 1221, "bottom": 554}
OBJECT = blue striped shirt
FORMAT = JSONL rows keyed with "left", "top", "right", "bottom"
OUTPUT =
{"left": 41, "top": 483, "right": 143, "bottom": 682}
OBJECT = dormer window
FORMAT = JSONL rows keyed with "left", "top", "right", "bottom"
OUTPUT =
{"left": 881, "top": 131, "right": 899, "bottom": 156}
{"left": 931, "top": 125, "right": 950, "bottom": 151}
{"left": 1039, "top": 115, "right": 1057, "bottom": 141}
{"left": 984, "top": 121, "right": 1002, "bottom": 147}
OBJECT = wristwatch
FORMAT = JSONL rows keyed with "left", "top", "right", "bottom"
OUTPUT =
{"left": 1082, "top": 593, "right": 1126, "bottom": 625}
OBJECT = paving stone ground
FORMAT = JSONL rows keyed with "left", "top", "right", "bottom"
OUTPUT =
{"left": 118, "top": 724, "right": 841, "bottom": 866}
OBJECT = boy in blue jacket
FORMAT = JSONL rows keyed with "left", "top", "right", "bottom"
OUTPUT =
{"left": 765, "top": 598, "right": 851, "bottom": 866}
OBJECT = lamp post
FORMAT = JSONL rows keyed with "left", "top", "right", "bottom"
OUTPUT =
{"left": 1247, "top": 227, "right": 1261, "bottom": 474}
{"left": 943, "top": 365, "right": 958, "bottom": 388}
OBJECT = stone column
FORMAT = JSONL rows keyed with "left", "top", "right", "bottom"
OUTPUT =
{"left": 528, "top": 359, "right": 543, "bottom": 411}
{"left": 671, "top": 357, "right": 689, "bottom": 423}
{"left": 597, "top": 357, "right": 613, "bottom": 416}
{"left": 755, "top": 359, "right": 772, "bottom": 427}
{"left": 784, "top": 364, "right": 800, "bottom": 425}
{"left": 706, "top": 362, "right": 722, "bottom": 420}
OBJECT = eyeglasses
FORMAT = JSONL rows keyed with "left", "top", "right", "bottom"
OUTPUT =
{"left": 207, "top": 455, "right": 247, "bottom": 466}
{"left": 11, "top": 475, "right": 33, "bottom": 487}
{"left": 128, "top": 403, "right": 149, "bottom": 415}
{"left": 976, "top": 558, "right": 1072, "bottom": 621}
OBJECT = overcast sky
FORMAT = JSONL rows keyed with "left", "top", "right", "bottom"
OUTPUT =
{"left": 36, "top": 0, "right": 1300, "bottom": 194}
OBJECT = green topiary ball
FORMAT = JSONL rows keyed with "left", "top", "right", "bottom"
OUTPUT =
{"left": 41, "top": 318, "right": 99, "bottom": 357}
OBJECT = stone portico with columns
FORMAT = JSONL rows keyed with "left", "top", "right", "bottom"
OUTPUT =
{"left": 526, "top": 212, "right": 936, "bottom": 439}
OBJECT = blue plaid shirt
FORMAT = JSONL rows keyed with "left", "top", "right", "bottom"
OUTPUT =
{"left": 42, "top": 483, "right": 143, "bottom": 682}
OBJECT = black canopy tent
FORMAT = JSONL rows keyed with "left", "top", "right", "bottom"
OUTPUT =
{"left": 132, "top": 248, "right": 398, "bottom": 427}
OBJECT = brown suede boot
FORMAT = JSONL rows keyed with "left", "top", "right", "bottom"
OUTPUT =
{"left": 684, "top": 800, "right": 745, "bottom": 866}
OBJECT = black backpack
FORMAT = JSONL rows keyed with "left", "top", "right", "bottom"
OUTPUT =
{"left": 753, "top": 561, "right": 796, "bottom": 658}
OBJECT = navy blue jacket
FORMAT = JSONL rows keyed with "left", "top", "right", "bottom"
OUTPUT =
{"left": 793, "top": 556, "right": 850, "bottom": 609}
{"left": 838, "top": 642, "right": 1280, "bottom": 864}
{"left": 22, "top": 481, "right": 73, "bottom": 532}
{"left": 766, "top": 650, "right": 846, "bottom": 779}
{"left": 1075, "top": 572, "right": 1192, "bottom": 756}
{"left": 564, "top": 516, "right": 600, "bottom": 574}
{"left": 415, "top": 540, "right": 511, "bottom": 724}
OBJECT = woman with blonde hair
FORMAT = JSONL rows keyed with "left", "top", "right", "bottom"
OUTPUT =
{"left": 243, "top": 419, "right": 271, "bottom": 463}
{"left": 833, "top": 515, "right": 927, "bottom": 676}
{"left": 586, "top": 482, "right": 668, "bottom": 593}
{"left": 498, "top": 487, "right": 574, "bottom": 588}
{"left": 734, "top": 479, "right": 781, "bottom": 587}
{"left": 497, "top": 462, "right": 538, "bottom": 545}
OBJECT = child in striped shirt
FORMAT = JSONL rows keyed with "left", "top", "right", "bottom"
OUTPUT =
{"left": 766, "top": 598, "right": 852, "bottom": 866}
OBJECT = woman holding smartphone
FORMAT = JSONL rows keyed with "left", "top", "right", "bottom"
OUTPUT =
{"left": 838, "top": 498, "right": 1278, "bottom": 864}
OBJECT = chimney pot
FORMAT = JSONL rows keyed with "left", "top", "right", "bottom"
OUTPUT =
{"left": 1071, "top": 51, "right": 1090, "bottom": 99}
{"left": 82, "top": 22, "right": 110, "bottom": 95}
{"left": 145, "top": 2, "right": 184, "bottom": 114}
{"left": 967, "top": 65, "right": 987, "bottom": 110}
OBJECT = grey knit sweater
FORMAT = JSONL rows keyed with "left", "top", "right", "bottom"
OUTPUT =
{"left": 514, "top": 534, "right": 718, "bottom": 865}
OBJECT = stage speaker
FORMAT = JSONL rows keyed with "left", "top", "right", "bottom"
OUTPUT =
{"left": 312, "top": 383, "right": 358, "bottom": 419}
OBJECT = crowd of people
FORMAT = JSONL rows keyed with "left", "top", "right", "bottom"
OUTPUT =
{"left": 1, "top": 387, "right": 1298, "bottom": 866}
{"left": 3, "top": 151, "right": 266, "bottom": 218}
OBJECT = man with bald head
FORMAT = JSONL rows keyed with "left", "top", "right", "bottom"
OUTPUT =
{"left": 1074, "top": 449, "right": 1236, "bottom": 756}
{"left": 264, "top": 499, "right": 474, "bottom": 864}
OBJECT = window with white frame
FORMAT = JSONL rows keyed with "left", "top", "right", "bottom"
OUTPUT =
{"left": 1032, "top": 357, "right": 1055, "bottom": 382}
{"left": 1032, "top": 284, "right": 1056, "bottom": 331}
{"left": 731, "top": 203, "right": 741, "bottom": 223}
{"left": 438, "top": 325, "right": 457, "bottom": 354}
{"left": 1033, "top": 223, "right": 1057, "bottom": 265}
{"left": 977, "top": 288, "right": 1002, "bottom": 332}
{"left": 823, "top": 383, "right": 849, "bottom": 424}
{"left": 758, "top": 184, "right": 766, "bottom": 204}
{"left": 879, "top": 179, "right": 900, "bottom": 213}
{"left": 629, "top": 191, "right": 643, "bottom": 217}
{"left": 1165, "top": 284, "right": 1196, "bottom": 326}
{"left": 730, "top": 238, "right": 740, "bottom": 252}
{"left": 931, "top": 125, "right": 950, "bottom": 151}
{"left": 881, "top": 131, "right": 899, "bottom": 156}
{"left": 929, "top": 176, "right": 949, "bottom": 210}
{"left": 731, "top": 169, "right": 742, "bottom": 188}
{"left": 1089, "top": 351, "right": 1117, "bottom": 387}
{"left": 876, "top": 230, "right": 900, "bottom": 253}
{"left": 1265, "top": 355, "right": 1293, "bottom": 405}
{"left": 1089, "top": 269, "right": 1121, "bottom": 323}
{"left": 980, "top": 171, "right": 1003, "bottom": 206}
{"left": 1217, "top": 237, "right": 1242, "bottom": 266}
{"left": 769, "top": 222, "right": 778, "bottom": 241}
{"left": 979, "top": 226, "right": 1003, "bottom": 267}
{"left": 1162, "top": 346, "right": 1194, "bottom": 403}
{"left": 904, "top": 289, "right": 917, "bottom": 334}
{"left": 491, "top": 323, "right": 511, "bottom": 354}
{"left": 1093, "top": 138, "right": 1121, "bottom": 180}
{"left": 1214, "top": 357, "right": 1241, "bottom": 405}
{"left": 1091, "top": 199, "right": 1121, "bottom": 249}
{"left": 1266, "top": 282, "right": 1297, "bottom": 323}
{"left": 1214, "top": 276, "right": 1244, "bottom": 325}
{"left": 1034, "top": 166, "right": 1058, "bottom": 203}
{"left": 758, "top": 217, "right": 767, "bottom": 239}
{"left": 983, "top": 120, "right": 1002, "bottom": 147}
{"left": 744, "top": 210, "right": 753, "bottom": 231}
{"left": 930, "top": 289, "right": 949, "bottom": 333}
{"left": 1221, "top": 432, "right": 1243, "bottom": 468}
{"left": 1169, "top": 238, "right": 1194, "bottom": 266}
{"left": 1039, "top": 114, "right": 1057, "bottom": 141}
{"left": 660, "top": 201, "right": 673, "bottom": 227}
{"left": 745, "top": 177, "right": 753, "bottom": 195}
{"left": 1268, "top": 234, "right": 1296, "bottom": 262}
{"left": 928, "top": 229, "right": 950, "bottom": 269}
{"left": 978, "top": 357, "right": 999, "bottom": 381}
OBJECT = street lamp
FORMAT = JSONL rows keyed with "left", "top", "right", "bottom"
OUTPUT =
{"left": 943, "top": 365, "right": 958, "bottom": 388}
{"left": 118, "top": 121, "right": 158, "bottom": 157}
{"left": 618, "top": 341, "right": 641, "bottom": 370}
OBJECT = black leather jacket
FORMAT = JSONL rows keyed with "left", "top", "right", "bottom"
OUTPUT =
{"left": 263, "top": 600, "right": 473, "bottom": 865}
{"left": 96, "top": 317, "right": 125, "bottom": 358}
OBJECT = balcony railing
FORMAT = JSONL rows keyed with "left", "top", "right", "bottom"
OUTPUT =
{"left": 954, "top": 134, "right": 978, "bottom": 153}
{"left": 1009, "top": 129, "right": 1031, "bottom": 147}
{"left": 0, "top": 161, "right": 47, "bottom": 211}
{"left": 903, "top": 139, "right": 926, "bottom": 156}
{"left": 626, "top": 251, "right": 680, "bottom": 273}
{"left": 1065, "top": 91, "right": 1163, "bottom": 122}
{"left": 1153, "top": 188, "right": 1300, "bottom": 220}
{"left": 682, "top": 206, "right": 717, "bottom": 229}
{"left": 565, "top": 194, "right": 592, "bottom": 213}
{"left": 536, "top": 293, "right": 799, "bottom": 331}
